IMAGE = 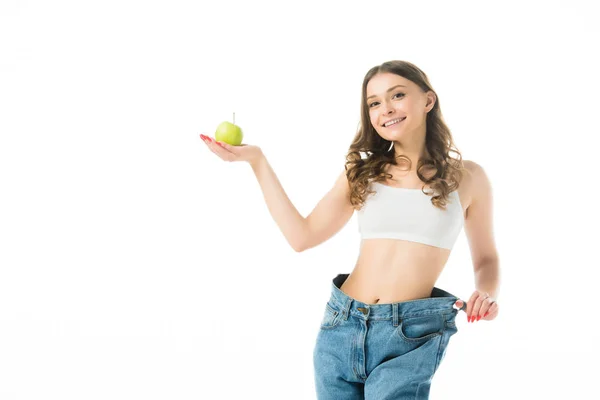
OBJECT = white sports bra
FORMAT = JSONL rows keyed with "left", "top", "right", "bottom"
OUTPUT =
{"left": 357, "top": 182, "right": 464, "bottom": 250}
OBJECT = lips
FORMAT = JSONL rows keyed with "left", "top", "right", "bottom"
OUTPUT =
{"left": 382, "top": 117, "right": 406, "bottom": 127}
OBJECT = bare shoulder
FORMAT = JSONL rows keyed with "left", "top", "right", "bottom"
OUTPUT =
{"left": 461, "top": 160, "right": 492, "bottom": 208}
{"left": 462, "top": 159, "right": 480, "bottom": 177}
{"left": 464, "top": 160, "right": 491, "bottom": 186}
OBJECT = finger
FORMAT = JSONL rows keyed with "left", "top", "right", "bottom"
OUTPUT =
{"left": 214, "top": 140, "right": 240, "bottom": 154}
{"left": 467, "top": 291, "right": 487, "bottom": 322}
{"left": 466, "top": 291, "right": 479, "bottom": 322}
{"left": 478, "top": 297, "right": 495, "bottom": 320}
{"left": 472, "top": 296, "right": 485, "bottom": 322}
{"left": 483, "top": 302, "right": 499, "bottom": 320}
{"left": 474, "top": 293, "right": 493, "bottom": 322}
{"left": 472, "top": 292, "right": 491, "bottom": 322}
{"left": 214, "top": 141, "right": 240, "bottom": 161}
{"left": 203, "top": 136, "right": 234, "bottom": 161}
{"left": 200, "top": 134, "right": 217, "bottom": 147}
{"left": 453, "top": 299, "right": 465, "bottom": 311}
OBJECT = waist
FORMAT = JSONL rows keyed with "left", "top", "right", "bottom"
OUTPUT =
{"left": 331, "top": 273, "right": 459, "bottom": 318}
{"left": 346, "top": 242, "right": 450, "bottom": 303}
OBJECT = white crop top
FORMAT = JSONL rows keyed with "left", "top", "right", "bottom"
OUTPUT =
{"left": 357, "top": 182, "right": 464, "bottom": 250}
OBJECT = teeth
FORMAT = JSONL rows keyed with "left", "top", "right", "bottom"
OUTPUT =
{"left": 384, "top": 117, "right": 404, "bottom": 127}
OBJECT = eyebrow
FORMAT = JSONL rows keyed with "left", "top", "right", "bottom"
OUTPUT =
{"left": 366, "top": 85, "right": 406, "bottom": 100}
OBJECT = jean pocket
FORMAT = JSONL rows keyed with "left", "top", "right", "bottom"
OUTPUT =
{"left": 396, "top": 313, "right": 444, "bottom": 343}
{"left": 320, "top": 302, "right": 342, "bottom": 330}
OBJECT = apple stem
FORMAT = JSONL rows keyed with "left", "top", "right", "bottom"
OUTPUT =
{"left": 233, "top": 112, "right": 235, "bottom": 125}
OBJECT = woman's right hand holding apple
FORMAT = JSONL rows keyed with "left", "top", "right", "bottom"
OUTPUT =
{"left": 200, "top": 134, "right": 264, "bottom": 167}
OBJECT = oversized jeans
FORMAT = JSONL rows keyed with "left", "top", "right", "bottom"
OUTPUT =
{"left": 313, "top": 273, "right": 466, "bottom": 400}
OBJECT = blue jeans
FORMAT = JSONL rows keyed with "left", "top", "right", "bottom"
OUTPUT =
{"left": 313, "top": 273, "right": 466, "bottom": 400}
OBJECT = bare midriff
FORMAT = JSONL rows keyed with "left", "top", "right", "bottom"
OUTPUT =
{"left": 340, "top": 239, "right": 451, "bottom": 305}
{"left": 339, "top": 163, "right": 472, "bottom": 305}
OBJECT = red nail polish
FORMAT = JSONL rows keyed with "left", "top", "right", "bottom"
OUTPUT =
{"left": 477, "top": 315, "right": 481, "bottom": 321}
{"left": 484, "top": 312, "right": 489, "bottom": 318}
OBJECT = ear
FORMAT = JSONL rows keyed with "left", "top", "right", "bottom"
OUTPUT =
{"left": 425, "top": 91, "right": 437, "bottom": 113}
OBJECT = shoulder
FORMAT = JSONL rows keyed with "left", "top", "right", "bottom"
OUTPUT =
{"left": 459, "top": 160, "right": 492, "bottom": 208}
{"left": 461, "top": 160, "right": 490, "bottom": 184}
{"left": 462, "top": 159, "right": 480, "bottom": 175}
{"left": 462, "top": 160, "right": 493, "bottom": 204}
{"left": 464, "top": 160, "right": 491, "bottom": 183}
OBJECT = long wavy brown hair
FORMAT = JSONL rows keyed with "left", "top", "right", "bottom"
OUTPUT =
{"left": 345, "top": 60, "right": 466, "bottom": 211}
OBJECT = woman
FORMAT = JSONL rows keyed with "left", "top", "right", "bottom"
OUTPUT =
{"left": 200, "top": 60, "right": 500, "bottom": 399}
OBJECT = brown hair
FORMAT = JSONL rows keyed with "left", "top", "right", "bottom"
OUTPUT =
{"left": 345, "top": 60, "right": 466, "bottom": 211}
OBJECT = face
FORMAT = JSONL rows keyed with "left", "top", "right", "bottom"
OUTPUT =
{"left": 365, "top": 72, "right": 435, "bottom": 141}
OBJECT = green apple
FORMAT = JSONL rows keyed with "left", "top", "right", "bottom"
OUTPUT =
{"left": 215, "top": 121, "right": 243, "bottom": 146}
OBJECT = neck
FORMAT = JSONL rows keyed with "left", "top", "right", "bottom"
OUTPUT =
{"left": 391, "top": 139, "right": 428, "bottom": 172}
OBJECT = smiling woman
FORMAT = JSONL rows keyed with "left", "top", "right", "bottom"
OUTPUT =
{"left": 346, "top": 61, "right": 466, "bottom": 212}
{"left": 308, "top": 60, "right": 500, "bottom": 400}
{"left": 200, "top": 59, "right": 500, "bottom": 400}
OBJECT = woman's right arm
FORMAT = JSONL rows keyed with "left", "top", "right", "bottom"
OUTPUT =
{"left": 249, "top": 154, "right": 308, "bottom": 252}
{"left": 250, "top": 154, "right": 354, "bottom": 253}
{"left": 201, "top": 135, "right": 354, "bottom": 252}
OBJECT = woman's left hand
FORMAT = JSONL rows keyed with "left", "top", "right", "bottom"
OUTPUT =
{"left": 456, "top": 290, "right": 499, "bottom": 322}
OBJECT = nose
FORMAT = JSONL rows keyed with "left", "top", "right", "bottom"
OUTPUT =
{"left": 382, "top": 100, "right": 395, "bottom": 115}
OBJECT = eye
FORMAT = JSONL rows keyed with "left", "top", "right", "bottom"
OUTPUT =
{"left": 368, "top": 93, "right": 405, "bottom": 108}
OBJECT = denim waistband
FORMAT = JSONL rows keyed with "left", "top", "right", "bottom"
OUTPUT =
{"left": 330, "top": 273, "right": 465, "bottom": 321}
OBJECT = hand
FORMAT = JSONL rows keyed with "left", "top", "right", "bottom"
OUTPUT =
{"left": 457, "top": 290, "right": 499, "bottom": 323}
{"left": 200, "top": 134, "right": 263, "bottom": 165}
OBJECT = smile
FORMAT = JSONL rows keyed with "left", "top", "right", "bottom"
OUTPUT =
{"left": 383, "top": 117, "right": 406, "bottom": 127}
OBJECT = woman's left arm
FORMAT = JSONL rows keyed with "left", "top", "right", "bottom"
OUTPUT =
{"left": 461, "top": 161, "right": 501, "bottom": 323}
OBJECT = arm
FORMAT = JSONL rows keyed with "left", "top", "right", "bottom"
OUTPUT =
{"left": 300, "top": 169, "right": 355, "bottom": 252}
{"left": 250, "top": 154, "right": 307, "bottom": 252}
{"left": 464, "top": 161, "right": 501, "bottom": 299}
{"left": 250, "top": 154, "right": 354, "bottom": 253}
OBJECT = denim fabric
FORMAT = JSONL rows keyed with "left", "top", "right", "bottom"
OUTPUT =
{"left": 313, "top": 273, "right": 466, "bottom": 400}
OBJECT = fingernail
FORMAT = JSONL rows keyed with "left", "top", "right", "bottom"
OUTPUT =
{"left": 484, "top": 312, "right": 489, "bottom": 318}
{"left": 477, "top": 315, "right": 481, "bottom": 321}
{"left": 467, "top": 316, "right": 471, "bottom": 323}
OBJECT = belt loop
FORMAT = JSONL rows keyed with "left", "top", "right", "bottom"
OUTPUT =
{"left": 393, "top": 303, "right": 399, "bottom": 327}
{"left": 343, "top": 298, "right": 352, "bottom": 320}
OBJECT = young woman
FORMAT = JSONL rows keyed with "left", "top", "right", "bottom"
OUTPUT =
{"left": 200, "top": 60, "right": 500, "bottom": 399}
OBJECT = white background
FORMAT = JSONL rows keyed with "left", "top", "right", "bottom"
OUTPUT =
{"left": 1, "top": 0, "right": 599, "bottom": 398}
